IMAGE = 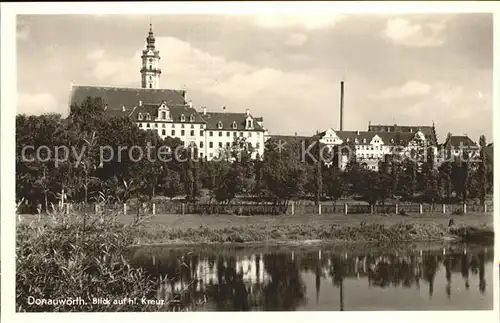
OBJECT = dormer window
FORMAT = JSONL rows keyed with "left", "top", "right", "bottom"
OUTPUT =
{"left": 217, "top": 121, "right": 223, "bottom": 129}
{"left": 180, "top": 114, "right": 186, "bottom": 122}
{"left": 145, "top": 113, "right": 151, "bottom": 121}
{"left": 232, "top": 121, "right": 237, "bottom": 129}
{"left": 190, "top": 115, "right": 195, "bottom": 122}
{"left": 363, "top": 138, "right": 367, "bottom": 143}
{"left": 161, "top": 111, "right": 167, "bottom": 119}
{"left": 391, "top": 138, "right": 394, "bottom": 144}
{"left": 246, "top": 119, "right": 253, "bottom": 129}
{"left": 138, "top": 113, "right": 143, "bottom": 120}
{"left": 346, "top": 138, "right": 350, "bottom": 142}
{"left": 354, "top": 138, "right": 359, "bottom": 144}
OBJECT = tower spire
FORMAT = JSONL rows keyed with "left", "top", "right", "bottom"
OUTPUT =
{"left": 141, "top": 21, "right": 161, "bottom": 89}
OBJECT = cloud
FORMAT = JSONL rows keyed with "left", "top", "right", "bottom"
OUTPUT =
{"left": 253, "top": 14, "right": 346, "bottom": 30}
{"left": 433, "top": 83, "right": 464, "bottom": 105}
{"left": 285, "top": 33, "right": 308, "bottom": 47}
{"left": 88, "top": 49, "right": 106, "bottom": 60}
{"left": 84, "top": 36, "right": 333, "bottom": 135}
{"left": 371, "top": 80, "right": 432, "bottom": 99}
{"left": 18, "top": 92, "right": 60, "bottom": 115}
{"left": 382, "top": 18, "right": 447, "bottom": 47}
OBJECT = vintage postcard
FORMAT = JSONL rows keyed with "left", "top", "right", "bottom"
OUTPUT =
{"left": 1, "top": 2, "right": 498, "bottom": 323}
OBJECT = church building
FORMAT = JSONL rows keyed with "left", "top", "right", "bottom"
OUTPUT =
{"left": 69, "top": 24, "right": 267, "bottom": 160}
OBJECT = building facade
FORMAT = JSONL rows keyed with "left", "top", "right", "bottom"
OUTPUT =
{"left": 315, "top": 127, "right": 436, "bottom": 171}
{"left": 69, "top": 24, "right": 266, "bottom": 161}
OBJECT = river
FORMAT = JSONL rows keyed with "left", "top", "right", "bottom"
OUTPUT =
{"left": 128, "top": 243, "right": 493, "bottom": 311}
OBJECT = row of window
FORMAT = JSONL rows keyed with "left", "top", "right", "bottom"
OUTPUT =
{"left": 356, "top": 145, "right": 384, "bottom": 151}
{"left": 138, "top": 112, "right": 196, "bottom": 122}
{"left": 216, "top": 120, "right": 253, "bottom": 130}
{"left": 357, "top": 153, "right": 383, "bottom": 159}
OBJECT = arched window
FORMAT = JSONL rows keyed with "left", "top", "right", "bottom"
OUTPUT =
{"left": 217, "top": 121, "right": 223, "bottom": 129}
{"left": 149, "top": 65, "right": 152, "bottom": 70}
{"left": 138, "top": 113, "right": 143, "bottom": 120}
{"left": 190, "top": 115, "right": 195, "bottom": 122}
{"left": 232, "top": 121, "right": 237, "bottom": 129}
{"left": 161, "top": 111, "right": 166, "bottom": 119}
{"left": 180, "top": 114, "right": 186, "bottom": 122}
{"left": 146, "top": 113, "right": 151, "bottom": 120}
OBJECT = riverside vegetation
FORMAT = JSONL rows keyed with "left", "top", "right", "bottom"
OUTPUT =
{"left": 16, "top": 203, "right": 493, "bottom": 312}
{"left": 16, "top": 206, "right": 199, "bottom": 312}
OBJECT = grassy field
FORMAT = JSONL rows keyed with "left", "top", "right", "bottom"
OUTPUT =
{"left": 18, "top": 212, "right": 493, "bottom": 246}
{"left": 122, "top": 212, "right": 493, "bottom": 230}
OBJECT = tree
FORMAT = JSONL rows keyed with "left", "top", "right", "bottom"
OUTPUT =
{"left": 260, "top": 138, "right": 307, "bottom": 210}
{"left": 160, "top": 169, "right": 183, "bottom": 199}
{"left": 478, "top": 135, "right": 487, "bottom": 204}
{"left": 323, "top": 167, "right": 346, "bottom": 205}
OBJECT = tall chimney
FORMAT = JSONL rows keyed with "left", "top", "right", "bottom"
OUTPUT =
{"left": 340, "top": 81, "right": 344, "bottom": 131}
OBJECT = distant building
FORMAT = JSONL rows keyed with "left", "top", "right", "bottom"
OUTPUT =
{"left": 437, "top": 134, "right": 479, "bottom": 165}
{"left": 69, "top": 24, "right": 266, "bottom": 160}
{"left": 315, "top": 127, "right": 436, "bottom": 171}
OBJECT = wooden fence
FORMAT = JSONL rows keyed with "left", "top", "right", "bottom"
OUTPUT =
{"left": 41, "top": 200, "right": 493, "bottom": 216}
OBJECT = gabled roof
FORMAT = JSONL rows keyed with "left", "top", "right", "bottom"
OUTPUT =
{"left": 201, "top": 112, "right": 265, "bottom": 131}
{"left": 69, "top": 85, "right": 186, "bottom": 114}
{"left": 129, "top": 103, "right": 205, "bottom": 123}
{"left": 318, "top": 130, "right": 420, "bottom": 146}
{"left": 368, "top": 124, "right": 437, "bottom": 145}
{"left": 444, "top": 135, "right": 478, "bottom": 148}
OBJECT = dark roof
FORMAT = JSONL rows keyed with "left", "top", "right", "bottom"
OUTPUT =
{"left": 128, "top": 103, "right": 205, "bottom": 123}
{"left": 368, "top": 124, "right": 437, "bottom": 145}
{"left": 444, "top": 135, "right": 478, "bottom": 148}
{"left": 338, "top": 131, "right": 417, "bottom": 145}
{"left": 70, "top": 85, "right": 186, "bottom": 113}
{"left": 316, "top": 130, "right": 424, "bottom": 146}
{"left": 201, "top": 112, "right": 265, "bottom": 131}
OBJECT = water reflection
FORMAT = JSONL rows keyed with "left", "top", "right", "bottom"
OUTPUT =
{"left": 129, "top": 245, "right": 493, "bottom": 311}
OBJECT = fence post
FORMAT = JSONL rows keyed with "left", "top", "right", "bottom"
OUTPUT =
{"left": 153, "top": 203, "right": 156, "bottom": 216}
{"left": 123, "top": 203, "right": 127, "bottom": 215}
{"left": 370, "top": 204, "right": 374, "bottom": 215}
{"left": 395, "top": 204, "right": 398, "bottom": 215}
{"left": 318, "top": 203, "right": 322, "bottom": 215}
{"left": 419, "top": 204, "right": 423, "bottom": 214}
{"left": 95, "top": 204, "right": 98, "bottom": 214}
{"left": 182, "top": 203, "right": 185, "bottom": 215}
{"left": 442, "top": 204, "right": 446, "bottom": 214}
{"left": 344, "top": 203, "right": 348, "bottom": 215}
{"left": 463, "top": 203, "right": 467, "bottom": 214}
{"left": 484, "top": 203, "right": 487, "bottom": 213}
{"left": 291, "top": 201, "right": 295, "bottom": 215}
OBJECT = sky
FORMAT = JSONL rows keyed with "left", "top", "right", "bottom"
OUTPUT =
{"left": 16, "top": 14, "right": 493, "bottom": 143}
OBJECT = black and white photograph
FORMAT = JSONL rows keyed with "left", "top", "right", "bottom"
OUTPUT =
{"left": 2, "top": 2, "right": 498, "bottom": 318}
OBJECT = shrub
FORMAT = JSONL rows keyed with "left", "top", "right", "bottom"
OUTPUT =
{"left": 452, "top": 209, "right": 464, "bottom": 215}
{"left": 399, "top": 208, "right": 407, "bottom": 216}
{"left": 15, "top": 211, "right": 181, "bottom": 312}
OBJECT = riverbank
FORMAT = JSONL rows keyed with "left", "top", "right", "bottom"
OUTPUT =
{"left": 15, "top": 211, "right": 493, "bottom": 312}
{"left": 130, "top": 212, "right": 494, "bottom": 246}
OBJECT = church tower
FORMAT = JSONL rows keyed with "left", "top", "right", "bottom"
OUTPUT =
{"left": 141, "top": 23, "right": 161, "bottom": 89}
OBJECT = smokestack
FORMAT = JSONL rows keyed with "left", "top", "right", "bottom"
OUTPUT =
{"left": 340, "top": 81, "right": 344, "bottom": 131}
